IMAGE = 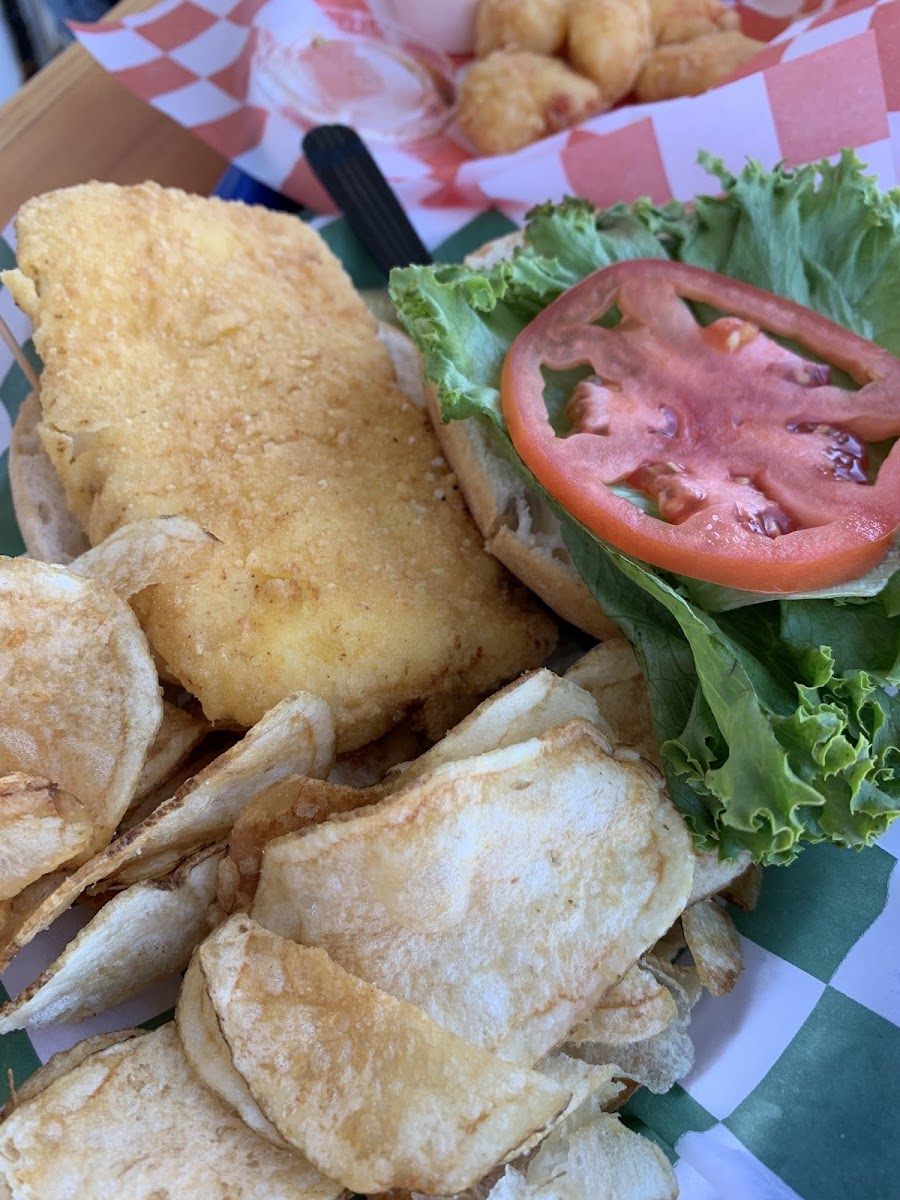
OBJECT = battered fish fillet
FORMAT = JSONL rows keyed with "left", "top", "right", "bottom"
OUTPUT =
{"left": 3, "top": 184, "right": 555, "bottom": 750}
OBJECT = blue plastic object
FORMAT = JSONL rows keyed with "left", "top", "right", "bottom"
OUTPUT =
{"left": 213, "top": 165, "right": 303, "bottom": 213}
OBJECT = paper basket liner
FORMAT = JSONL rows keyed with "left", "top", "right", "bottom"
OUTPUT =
{"left": 3, "top": 4, "right": 900, "bottom": 1191}
{"left": 70, "top": 0, "right": 900, "bottom": 244}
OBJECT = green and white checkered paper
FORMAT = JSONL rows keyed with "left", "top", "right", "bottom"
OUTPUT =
{"left": 0, "top": 212, "right": 897, "bottom": 1200}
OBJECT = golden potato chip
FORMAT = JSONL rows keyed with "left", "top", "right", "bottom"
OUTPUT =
{"left": 119, "top": 740, "right": 227, "bottom": 834}
{"left": 1, "top": 1030, "right": 140, "bottom": 1117}
{"left": 394, "top": 668, "right": 611, "bottom": 788}
{"left": 181, "top": 916, "right": 570, "bottom": 1195}
{"left": 403, "top": 1058, "right": 626, "bottom": 1200}
{"left": 0, "top": 556, "right": 162, "bottom": 854}
{"left": 129, "top": 700, "right": 211, "bottom": 810}
{"left": 567, "top": 962, "right": 679, "bottom": 1048}
{"left": 688, "top": 846, "right": 752, "bottom": 905}
{"left": 9, "top": 391, "right": 89, "bottom": 564}
{"left": 563, "top": 639, "right": 660, "bottom": 765}
{"left": 68, "top": 515, "right": 216, "bottom": 600}
{"left": 216, "top": 777, "right": 370, "bottom": 917}
{"left": 566, "top": 958, "right": 700, "bottom": 1095}
{"left": 536, "top": 1053, "right": 622, "bottom": 1118}
{"left": 106, "top": 690, "right": 335, "bottom": 889}
{"left": 0, "top": 845, "right": 222, "bottom": 1031}
{"left": 0, "top": 691, "right": 333, "bottom": 972}
{"left": 484, "top": 1105, "right": 677, "bottom": 1200}
{"left": 682, "top": 897, "right": 744, "bottom": 996}
{"left": 517, "top": 1054, "right": 622, "bottom": 1157}
{"left": 0, "top": 1024, "right": 344, "bottom": 1199}
{"left": 252, "top": 719, "right": 694, "bottom": 1065}
{"left": 0, "top": 775, "right": 92, "bottom": 900}
{"left": 721, "top": 862, "right": 763, "bottom": 912}
{"left": 177, "top": 940, "right": 288, "bottom": 1147}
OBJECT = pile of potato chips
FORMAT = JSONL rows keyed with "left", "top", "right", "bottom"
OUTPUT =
{"left": 0, "top": 530, "right": 757, "bottom": 1198}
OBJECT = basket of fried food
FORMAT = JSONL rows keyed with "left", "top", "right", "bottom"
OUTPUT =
{"left": 455, "top": 0, "right": 765, "bottom": 155}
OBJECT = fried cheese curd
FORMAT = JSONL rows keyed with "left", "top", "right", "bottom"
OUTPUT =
{"left": 636, "top": 30, "right": 764, "bottom": 100}
{"left": 649, "top": 0, "right": 739, "bottom": 45}
{"left": 458, "top": 51, "right": 602, "bottom": 156}
{"left": 474, "top": 0, "right": 571, "bottom": 57}
{"left": 567, "top": 0, "right": 654, "bottom": 107}
{"left": 4, "top": 184, "right": 556, "bottom": 750}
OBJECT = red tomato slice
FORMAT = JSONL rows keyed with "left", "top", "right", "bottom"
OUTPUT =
{"left": 501, "top": 260, "right": 900, "bottom": 592}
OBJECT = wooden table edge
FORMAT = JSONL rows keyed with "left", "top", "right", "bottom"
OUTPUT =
{"left": 0, "top": 0, "right": 227, "bottom": 226}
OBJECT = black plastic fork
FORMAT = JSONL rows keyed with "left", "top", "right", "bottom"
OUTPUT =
{"left": 302, "top": 124, "right": 432, "bottom": 276}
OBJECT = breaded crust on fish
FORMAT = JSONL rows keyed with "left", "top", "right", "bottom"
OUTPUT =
{"left": 4, "top": 184, "right": 555, "bottom": 750}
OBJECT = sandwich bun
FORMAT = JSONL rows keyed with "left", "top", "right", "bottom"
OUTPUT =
{"left": 422, "top": 232, "right": 618, "bottom": 640}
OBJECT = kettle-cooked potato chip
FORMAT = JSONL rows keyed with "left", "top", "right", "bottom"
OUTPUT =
{"left": 0, "top": 556, "right": 162, "bottom": 855}
{"left": 682, "top": 897, "right": 744, "bottom": 995}
{"left": 68, "top": 515, "right": 216, "bottom": 600}
{"left": 128, "top": 700, "right": 211, "bottom": 812}
{"left": 0, "top": 844, "right": 221, "bottom": 1031}
{"left": 483, "top": 1105, "right": 678, "bottom": 1200}
{"left": 0, "top": 691, "right": 333, "bottom": 973}
{"left": 563, "top": 639, "right": 660, "bottom": 766}
{"left": 0, "top": 774, "right": 92, "bottom": 900}
{"left": 0, "top": 1024, "right": 344, "bottom": 1199}
{"left": 392, "top": 668, "right": 610, "bottom": 788}
{"left": 177, "top": 935, "right": 288, "bottom": 1146}
{"left": 216, "top": 777, "right": 370, "bottom": 917}
{"left": 2, "top": 1031, "right": 144, "bottom": 1125}
{"left": 179, "top": 916, "right": 570, "bottom": 1195}
{"left": 105, "top": 690, "right": 335, "bottom": 889}
{"left": 252, "top": 718, "right": 694, "bottom": 1065}
{"left": 566, "top": 962, "right": 679, "bottom": 1048}
{"left": 568, "top": 957, "right": 701, "bottom": 1095}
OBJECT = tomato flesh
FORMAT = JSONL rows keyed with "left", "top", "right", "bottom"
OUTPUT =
{"left": 501, "top": 261, "right": 900, "bottom": 592}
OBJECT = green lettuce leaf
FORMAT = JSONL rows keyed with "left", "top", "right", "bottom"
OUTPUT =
{"left": 389, "top": 152, "right": 900, "bottom": 864}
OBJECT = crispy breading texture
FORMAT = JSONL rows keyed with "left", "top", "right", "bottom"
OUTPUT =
{"left": 458, "top": 51, "right": 602, "bottom": 156}
{"left": 636, "top": 30, "right": 764, "bottom": 100}
{"left": 474, "top": 0, "right": 570, "bottom": 57}
{"left": 568, "top": 0, "right": 654, "bottom": 106}
{"left": 650, "top": 0, "right": 739, "bottom": 44}
{"left": 4, "top": 184, "right": 555, "bottom": 749}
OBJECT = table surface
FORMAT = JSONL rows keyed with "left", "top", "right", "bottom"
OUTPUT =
{"left": 0, "top": 0, "right": 227, "bottom": 227}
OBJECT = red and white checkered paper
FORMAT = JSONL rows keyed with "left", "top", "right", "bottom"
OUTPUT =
{"left": 73, "top": 0, "right": 900, "bottom": 246}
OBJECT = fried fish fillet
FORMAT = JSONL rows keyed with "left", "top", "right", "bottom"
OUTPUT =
{"left": 4, "top": 184, "right": 555, "bottom": 749}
